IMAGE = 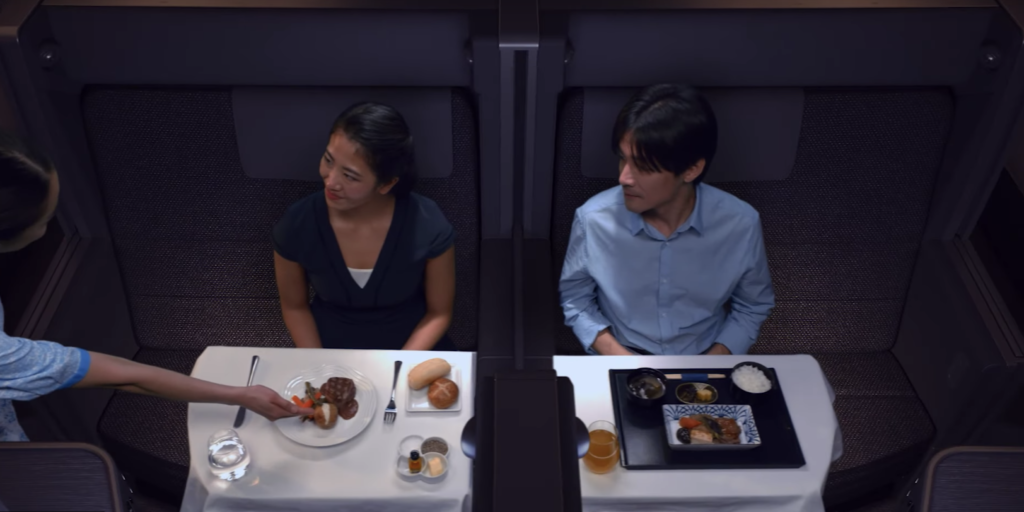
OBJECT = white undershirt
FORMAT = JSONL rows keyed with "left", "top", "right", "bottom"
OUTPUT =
{"left": 348, "top": 268, "right": 373, "bottom": 288}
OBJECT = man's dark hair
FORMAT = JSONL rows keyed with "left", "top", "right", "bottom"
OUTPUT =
{"left": 331, "top": 101, "right": 417, "bottom": 196}
{"left": 611, "top": 83, "right": 718, "bottom": 185}
{"left": 0, "top": 131, "right": 55, "bottom": 242}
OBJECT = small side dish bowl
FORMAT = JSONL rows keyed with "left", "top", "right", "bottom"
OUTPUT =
{"left": 398, "top": 434, "right": 425, "bottom": 458}
{"left": 730, "top": 361, "right": 776, "bottom": 405}
{"left": 675, "top": 382, "right": 719, "bottom": 404}
{"left": 625, "top": 368, "right": 668, "bottom": 407}
{"left": 421, "top": 436, "right": 450, "bottom": 456}
{"left": 420, "top": 452, "right": 449, "bottom": 480}
{"left": 396, "top": 454, "right": 416, "bottom": 478}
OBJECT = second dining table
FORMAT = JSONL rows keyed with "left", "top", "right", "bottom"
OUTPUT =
{"left": 180, "top": 346, "right": 474, "bottom": 512}
{"left": 555, "top": 354, "right": 843, "bottom": 512}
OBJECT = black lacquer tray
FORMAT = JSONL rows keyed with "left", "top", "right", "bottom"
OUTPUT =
{"left": 608, "top": 367, "right": 806, "bottom": 470}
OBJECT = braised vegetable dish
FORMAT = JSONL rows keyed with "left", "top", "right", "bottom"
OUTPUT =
{"left": 675, "top": 414, "right": 741, "bottom": 445}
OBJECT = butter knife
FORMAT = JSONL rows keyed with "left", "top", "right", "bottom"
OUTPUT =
{"left": 233, "top": 355, "right": 260, "bottom": 428}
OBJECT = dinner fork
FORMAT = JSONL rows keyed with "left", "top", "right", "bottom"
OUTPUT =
{"left": 384, "top": 360, "right": 402, "bottom": 424}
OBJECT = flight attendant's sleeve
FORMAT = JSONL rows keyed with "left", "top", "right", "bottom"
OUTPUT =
{"left": 0, "top": 334, "right": 91, "bottom": 401}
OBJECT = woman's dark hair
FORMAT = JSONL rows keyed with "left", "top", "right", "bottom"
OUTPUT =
{"left": 0, "top": 131, "right": 55, "bottom": 242}
{"left": 330, "top": 102, "right": 416, "bottom": 196}
{"left": 611, "top": 83, "right": 718, "bottom": 185}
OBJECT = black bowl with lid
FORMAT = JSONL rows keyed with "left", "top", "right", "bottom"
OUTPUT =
{"left": 625, "top": 367, "right": 668, "bottom": 407}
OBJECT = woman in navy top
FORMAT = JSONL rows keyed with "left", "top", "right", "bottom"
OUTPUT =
{"left": 0, "top": 131, "right": 311, "bottom": 442}
{"left": 273, "top": 102, "right": 457, "bottom": 351}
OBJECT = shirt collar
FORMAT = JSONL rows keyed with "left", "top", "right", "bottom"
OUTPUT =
{"left": 625, "top": 183, "right": 705, "bottom": 237}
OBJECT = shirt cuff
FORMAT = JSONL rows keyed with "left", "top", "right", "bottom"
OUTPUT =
{"left": 716, "top": 321, "right": 755, "bottom": 355}
{"left": 57, "top": 349, "right": 91, "bottom": 390}
{"left": 572, "top": 319, "right": 610, "bottom": 355}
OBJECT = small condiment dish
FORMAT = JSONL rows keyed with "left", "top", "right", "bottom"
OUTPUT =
{"left": 399, "top": 434, "right": 424, "bottom": 458}
{"left": 395, "top": 450, "right": 449, "bottom": 480}
{"left": 396, "top": 454, "right": 417, "bottom": 478}
{"left": 625, "top": 367, "right": 667, "bottom": 407}
{"left": 675, "top": 382, "right": 719, "bottom": 404}
{"left": 420, "top": 452, "right": 449, "bottom": 480}
{"left": 421, "top": 436, "right": 450, "bottom": 456}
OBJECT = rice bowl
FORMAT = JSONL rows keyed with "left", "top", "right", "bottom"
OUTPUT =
{"left": 732, "top": 364, "right": 772, "bottom": 394}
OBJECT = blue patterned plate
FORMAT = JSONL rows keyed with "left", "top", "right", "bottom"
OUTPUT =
{"left": 663, "top": 404, "right": 762, "bottom": 451}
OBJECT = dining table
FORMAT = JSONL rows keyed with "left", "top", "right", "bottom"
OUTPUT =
{"left": 180, "top": 346, "right": 475, "bottom": 512}
{"left": 554, "top": 354, "right": 843, "bottom": 512}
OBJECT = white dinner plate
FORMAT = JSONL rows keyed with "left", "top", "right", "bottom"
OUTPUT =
{"left": 406, "top": 365, "right": 462, "bottom": 412}
{"left": 275, "top": 364, "right": 378, "bottom": 447}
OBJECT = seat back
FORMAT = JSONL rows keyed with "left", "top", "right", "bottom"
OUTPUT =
{"left": 0, "top": 442, "right": 124, "bottom": 512}
{"left": 82, "top": 87, "right": 480, "bottom": 350}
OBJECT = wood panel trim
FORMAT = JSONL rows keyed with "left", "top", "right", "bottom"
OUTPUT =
{"left": 539, "top": 0, "right": 996, "bottom": 9}
{"left": 43, "top": 0, "right": 495, "bottom": 8}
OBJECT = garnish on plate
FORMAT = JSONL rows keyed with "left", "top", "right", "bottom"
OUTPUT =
{"left": 293, "top": 379, "right": 355, "bottom": 429}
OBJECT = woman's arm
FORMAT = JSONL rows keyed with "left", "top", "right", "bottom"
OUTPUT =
{"left": 403, "top": 245, "right": 455, "bottom": 351}
{"left": 73, "top": 352, "right": 313, "bottom": 420}
{"left": 274, "top": 251, "right": 323, "bottom": 349}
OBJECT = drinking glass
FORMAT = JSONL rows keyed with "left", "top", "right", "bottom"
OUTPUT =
{"left": 582, "top": 420, "right": 620, "bottom": 474}
{"left": 207, "top": 429, "right": 250, "bottom": 481}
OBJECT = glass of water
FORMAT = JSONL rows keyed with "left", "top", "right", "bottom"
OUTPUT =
{"left": 207, "top": 429, "right": 250, "bottom": 481}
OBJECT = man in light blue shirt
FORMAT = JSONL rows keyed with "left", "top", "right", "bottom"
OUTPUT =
{"left": 559, "top": 84, "right": 775, "bottom": 356}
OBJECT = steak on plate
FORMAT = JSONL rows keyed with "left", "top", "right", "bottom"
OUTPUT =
{"left": 320, "top": 377, "right": 356, "bottom": 406}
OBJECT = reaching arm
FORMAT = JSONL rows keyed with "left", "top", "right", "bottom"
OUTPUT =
{"left": 403, "top": 245, "right": 455, "bottom": 351}
{"left": 559, "top": 213, "right": 621, "bottom": 354}
{"left": 715, "top": 216, "right": 775, "bottom": 355}
{"left": 274, "top": 251, "right": 323, "bottom": 349}
{"left": 72, "top": 351, "right": 312, "bottom": 420}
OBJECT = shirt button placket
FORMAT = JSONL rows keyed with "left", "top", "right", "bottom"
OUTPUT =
{"left": 659, "top": 241, "right": 670, "bottom": 344}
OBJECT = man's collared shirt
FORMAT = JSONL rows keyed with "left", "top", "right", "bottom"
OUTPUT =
{"left": 559, "top": 183, "right": 775, "bottom": 355}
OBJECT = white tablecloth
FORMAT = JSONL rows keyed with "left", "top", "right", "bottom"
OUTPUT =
{"left": 554, "top": 354, "right": 842, "bottom": 512}
{"left": 181, "top": 347, "right": 474, "bottom": 512}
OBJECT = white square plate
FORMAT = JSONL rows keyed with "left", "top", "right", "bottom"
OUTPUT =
{"left": 406, "top": 365, "right": 462, "bottom": 412}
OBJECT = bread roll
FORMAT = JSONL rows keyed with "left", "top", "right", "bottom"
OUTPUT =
{"left": 408, "top": 358, "right": 451, "bottom": 390}
{"left": 428, "top": 377, "right": 459, "bottom": 409}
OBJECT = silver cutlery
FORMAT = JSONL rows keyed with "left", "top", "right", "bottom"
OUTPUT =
{"left": 384, "top": 360, "right": 401, "bottom": 424}
{"left": 233, "top": 355, "right": 259, "bottom": 428}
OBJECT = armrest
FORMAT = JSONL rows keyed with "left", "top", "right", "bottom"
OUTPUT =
{"left": 0, "top": 442, "right": 124, "bottom": 512}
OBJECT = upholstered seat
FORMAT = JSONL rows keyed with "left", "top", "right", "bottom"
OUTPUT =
{"left": 86, "top": 88, "right": 481, "bottom": 497}
{"left": 547, "top": 88, "right": 944, "bottom": 505}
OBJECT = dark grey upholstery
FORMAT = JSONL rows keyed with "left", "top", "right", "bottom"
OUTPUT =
{"left": 843, "top": 494, "right": 903, "bottom": 512}
{"left": 98, "top": 350, "right": 201, "bottom": 495}
{"left": 549, "top": 88, "right": 943, "bottom": 503}
{"left": 84, "top": 87, "right": 480, "bottom": 496}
